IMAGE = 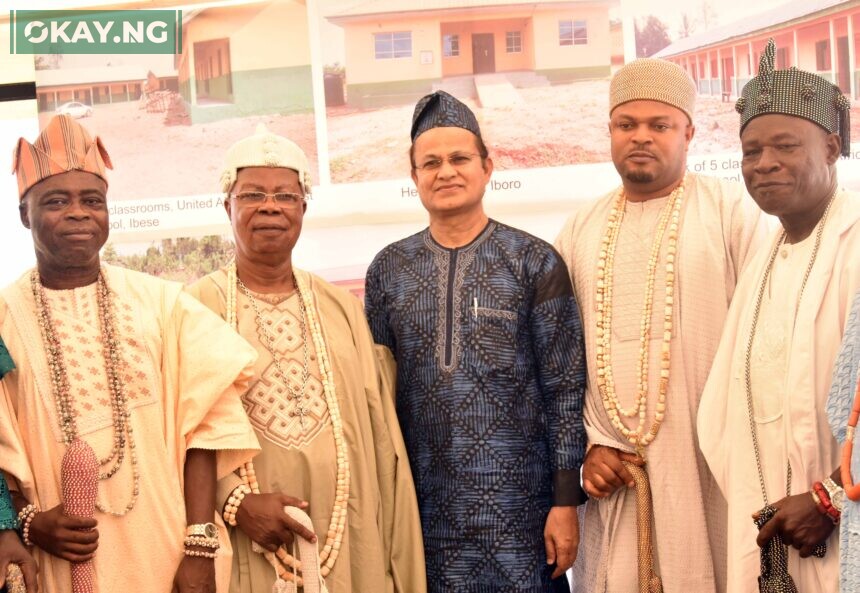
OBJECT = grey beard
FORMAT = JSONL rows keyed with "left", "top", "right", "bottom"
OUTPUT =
{"left": 625, "top": 170, "right": 655, "bottom": 183}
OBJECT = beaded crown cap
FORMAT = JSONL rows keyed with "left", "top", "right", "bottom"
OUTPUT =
{"left": 737, "top": 38, "right": 851, "bottom": 155}
{"left": 13, "top": 114, "right": 112, "bottom": 200}
{"left": 410, "top": 90, "right": 481, "bottom": 141}
{"left": 609, "top": 58, "right": 697, "bottom": 122}
{"left": 220, "top": 123, "right": 312, "bottom": 196}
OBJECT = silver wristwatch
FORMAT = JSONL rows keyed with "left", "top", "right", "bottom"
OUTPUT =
{"left": 822, "top": 477, "right": 845, "bottom": 513}
{"left": 186, "top": 522, "right": 218, "bottom": 538}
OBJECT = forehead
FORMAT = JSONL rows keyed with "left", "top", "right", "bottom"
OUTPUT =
{"left": 741, "top": 113, "right": 823, "bottom": 143}
{"left": 413, "top": 126, "right": 480, "bottom": 157}
{"left": 235, "top": 166, "right": 301, "bottom": 188}
{"left": 27, "top": 170, "right": 106, "bottom": 198}
{"left": 610, "top": 99, "right": 689, "bottom": 122}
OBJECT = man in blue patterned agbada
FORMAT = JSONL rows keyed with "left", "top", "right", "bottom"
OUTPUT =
{"left": 365, "top": 90, "right": 587, "bottom": 593}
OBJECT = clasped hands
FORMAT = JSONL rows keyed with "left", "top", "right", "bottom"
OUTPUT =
{"left": 234, "top": 492, "right": 316, "bottom": 552}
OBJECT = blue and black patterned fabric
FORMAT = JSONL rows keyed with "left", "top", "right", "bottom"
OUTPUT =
{"left": 411, "top": 90, "right": 481, "bottom": 141}
{"left": 365, "top": 220, "right": 586, "bottom": 593}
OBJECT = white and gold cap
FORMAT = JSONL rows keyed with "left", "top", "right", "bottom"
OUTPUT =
{"left": 219, "top": 123, "right": 312, "bottom": 195}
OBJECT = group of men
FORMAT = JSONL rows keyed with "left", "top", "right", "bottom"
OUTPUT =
{"left": 0, "top": 37, "right": 857, "bottom": 593}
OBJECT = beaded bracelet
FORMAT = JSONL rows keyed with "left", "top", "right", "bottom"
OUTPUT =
{"left": 223, "top": 484, "right": 252, "bottom": 527}
{"left": 184, "top": 548, "right": 218, "bottom": 559}
{"left": 184, "top": 536, "right": 220, "bottom": 550}
{"left": 16, "top": 504, "right": 38, "bottom": 547}
{"left": 812, "top": 482, "right": 841, "bottom": 524}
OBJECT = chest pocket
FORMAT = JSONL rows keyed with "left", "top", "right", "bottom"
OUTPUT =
{"left": 464, "top": 307, "right": 520, "bottom": 372}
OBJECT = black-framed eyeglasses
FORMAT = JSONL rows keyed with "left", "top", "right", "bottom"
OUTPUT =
{"left": 230, "top": 191, "right": 305, "bottom": 208}
{"left": 414, "top": 152, "right": 481, "bottom": 172}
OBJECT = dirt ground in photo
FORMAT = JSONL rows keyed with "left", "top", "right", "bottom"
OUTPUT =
{"left": 38, "top": 103, "right": 319, "bottom": 201}
{"left": 325, "top": 78, "right": 860, "bottom": 184}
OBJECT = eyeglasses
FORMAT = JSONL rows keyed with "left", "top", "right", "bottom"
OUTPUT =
{"left": 414, "top": 152, "right": 482, "bottom": 172}
{"left": 230, "top": 191, "right": 305, "bottom": 208}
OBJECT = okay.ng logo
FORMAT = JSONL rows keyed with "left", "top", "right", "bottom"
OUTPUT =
{"left": 10, "top": 10, "right": 181, "bottom": 54}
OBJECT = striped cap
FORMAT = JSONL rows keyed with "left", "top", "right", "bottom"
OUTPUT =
{"left": 610, "top": 58, "right": 697, "bottom": 122}
{"left": 737, "top": 38, "right": 851, "bottom": 156}
{"left": 12, "top": 114, "right": 112, "bottom": 200}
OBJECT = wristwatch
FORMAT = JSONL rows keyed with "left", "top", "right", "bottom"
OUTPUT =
{"left": 823, "top": 477, "right": 846, "bottom": 513}
{"left": 186, "top": 522, "right": 218, "bottom": 538}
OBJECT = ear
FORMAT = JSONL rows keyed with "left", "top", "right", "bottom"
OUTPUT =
{"left": 685, "top": 123, "right": 696, "bottom": 146}
{"left": 482, "top": 155, "right": 494, "bottom": 179}
{"left": 410, "top": 168, "right": 419, "bottom": 188}
{"left": 302, "top": 200, "right": 308, "bottom": 215}
{"left": 19, "top": 199, "right": 31, "bottom": 230}
{"left": 223, "top": 195, "right": 233, "bottom": 219}
{"left": 825, "top": 133, "right": 842, "bottom": 165}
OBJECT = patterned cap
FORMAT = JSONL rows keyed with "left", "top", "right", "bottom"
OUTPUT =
{"left": 737, "top": 38, "right": 851, "bottom": 155}
{"left": 610, "top": 58, "right": 697, "bottom": 122}
{"left": 410, "top": 90, "right": 481, "bottom": 141}
{"left": 13, "top": 114, "right": 112, "bottom": 200}
{"left": 220, "top": 123, "right": 312, "bottom": 196}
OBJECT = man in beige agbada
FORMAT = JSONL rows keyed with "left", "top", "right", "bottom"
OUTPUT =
{"left": 698, "top": 39, "right": 860, "bottom": 593}
{"left": 554, "top": 59, "right": 766, "bottom": 592}
{"left": 187, "top": 125, "right": 425, "bottom": 593}
{"left": 0, "top": 116, "right": 260, "bottom": 593}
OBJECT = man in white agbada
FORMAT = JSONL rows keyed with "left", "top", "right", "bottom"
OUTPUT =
{"left": 698, "top": 38, "right": 860, "bottom": 593}
{"left": 555, "top": 58, "right": 766, "bottom": 592}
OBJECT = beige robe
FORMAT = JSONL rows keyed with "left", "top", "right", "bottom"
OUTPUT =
{"left": 555, "top": 173, "right": 767, "bottom": 592}
{"left": 0, "top": 264, "right": 261, "bottom": 593}
{"left": 188, "top": 268, "right": 426, "bottom": 593}
{"left": 698, "top": 189, "right": 860, "bottom": 593}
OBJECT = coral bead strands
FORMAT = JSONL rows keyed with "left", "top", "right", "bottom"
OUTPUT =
{"left": 842, "top": 364, "right": 860, "bottom": 502}
{"left": 30, "top": 270, "right": 140, "bottom": 517}
{"left": 594, "top": 178, "right": 685, "bottom": 453}
{"left": 226, "top": 262, "right": 350, "bottom": 580}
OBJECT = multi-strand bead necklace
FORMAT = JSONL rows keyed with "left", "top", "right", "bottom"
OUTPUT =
{"left": 31, "top": 269, "right": 140, "bottom": 516}
{"left": 226, "top": 263, "right": 350, "bottom": 582}
{"left": 595, "top": 178, "right": 685, "bottom": 456}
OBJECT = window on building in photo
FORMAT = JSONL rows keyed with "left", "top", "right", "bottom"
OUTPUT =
{"left": 559, "top": 20, "right": 587, "bottom": 46}
{"left": 815, "top": 40, "right": 831, "bottom": 71}
{"left": 443, "top": 34, "right": 460, "bottom": 57}
{"left": 374, "top": 31, "right": 412, "bottom": 59}
{"left": 506, "top": 31, "right": 522, "bottom": 53}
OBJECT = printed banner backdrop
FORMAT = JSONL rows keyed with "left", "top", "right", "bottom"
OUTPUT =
{"left": 2, "top": 0, "right": 860, "bottom": 292}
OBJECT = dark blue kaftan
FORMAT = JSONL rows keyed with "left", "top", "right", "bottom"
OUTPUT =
{"left": 365, "top": 221, "right": 586, "bottom": 593}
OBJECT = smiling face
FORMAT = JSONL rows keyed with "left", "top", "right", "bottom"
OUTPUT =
{"left": 740, "top": 113, "right": 840, "bottom": 218}
{"left": 20, "top": 169, "right": 109, "bottom": 281}
{"left": 609, "top": 100, "right": 694, "bottom": 198}
{"left": 410, "top": 126, "right": 493, "bottom": 218}
{"left": 225, "top": 166, "right": 306, "bottom": 265}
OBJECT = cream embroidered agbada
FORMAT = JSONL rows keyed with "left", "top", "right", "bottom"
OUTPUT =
{"left": 188, "top": 268, "right": 425, "bottom": 593}
{"left": 0, "top": 264, "right": 260, "bottom": 593}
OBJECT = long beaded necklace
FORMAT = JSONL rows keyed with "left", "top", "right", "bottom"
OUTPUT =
{"left": 842, "top": 362, "right": 860, "bottom": 502}
{"left": 226, "top": 263, "right": 349, "bottom": 581}
{"left": 743, "top": 192, "right": 835, "bottom": 508}
{"left": 595, "top": 178, "right": 685, "bottom": 455}
{"left": 236, "top": 277, "right": 312, "bottom": 428}
{"left": 31, "top": 269, "right": 140, "bottom": 516}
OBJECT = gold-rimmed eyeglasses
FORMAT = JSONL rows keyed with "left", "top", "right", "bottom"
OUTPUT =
{"left": 230, "top": 191, "right": 305, "bottom": 209}
{"left": 414, "top": 152, "right": 482, "bottom": 172}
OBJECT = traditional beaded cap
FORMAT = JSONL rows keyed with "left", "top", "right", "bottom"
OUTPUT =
{"left": 737, "top": 38, "right": 851, "bottom": 155}
{"left": 609, "top": 58, "right": 697, "bottom": 122}
{"left": 410, "top": 90, "right": 481, "bottom": 141}
{"left": 12, "top": 114, "right": 112, "bottom": 200}
{"left": 220, "top": 123, "right": 312, "bottom": 196}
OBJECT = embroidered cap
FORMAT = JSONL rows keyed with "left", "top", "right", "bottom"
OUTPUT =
{"left": 410, "top": 91, "right": 481, "bottom": 141}
{"left": 610, "top": 58, "right": 697, "bottom": 122}
{"left": 737, "top": 38, "right": 851, "bottom": 155}
{"left": 13, "top": 114, "right": 112, "bottom": 200}
{"left": 220, "top": 123, "right": 312, "bottom": 195}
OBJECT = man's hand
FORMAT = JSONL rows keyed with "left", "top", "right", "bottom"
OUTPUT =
{"left": 171, "top": 556, "right": 214, "bottom": 593}
{"left": 0, "top": 530, "right": 38, "bottom": 592}
{"left": 28, "top": 504, "right": 97, "bottom": 562}
{"left": 544, "top": 505, "right": 579, "bottom": 579}
{"left": 754, "top": 492, "right": 836, "bottom": 557}
{"left": 582, "top": 445, "right": 644, "bottom": 499}
{"left": 235, "top": 492, "right": 317, "bottom": 552}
